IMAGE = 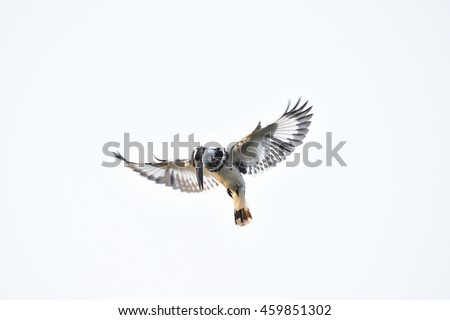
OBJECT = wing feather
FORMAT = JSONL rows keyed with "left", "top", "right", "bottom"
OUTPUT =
{"left": 228, "top": 98, "right": 313, "bottom": 175}
{"left": 113, "top": 152, "right": 219, "bottom": 193}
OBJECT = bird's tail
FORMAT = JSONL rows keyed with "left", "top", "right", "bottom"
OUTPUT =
{"left": 233, "top": 194, "right": 252, "bottom": 226}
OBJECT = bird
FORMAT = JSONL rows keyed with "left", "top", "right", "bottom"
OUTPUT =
{"left": 113, "top": 98, "right": 313, "bottom": 226}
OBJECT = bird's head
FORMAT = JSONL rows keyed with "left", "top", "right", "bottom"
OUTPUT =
{"left": 203, "top": 147, "right": 227, "bottom": 172}
{"left": 192, "top": 146, "right": 228, "bottom": 190}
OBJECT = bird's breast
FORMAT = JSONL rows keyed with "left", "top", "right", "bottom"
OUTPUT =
{"left": 211, "top": 163, "right": 245, "bottom": 190}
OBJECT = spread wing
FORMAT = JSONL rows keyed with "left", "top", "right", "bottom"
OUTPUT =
{"left": 228, "top": 98, "right": 313, "bottom": 175}
{"left": 113, "top": 152, "right": 220, "bottom": 193}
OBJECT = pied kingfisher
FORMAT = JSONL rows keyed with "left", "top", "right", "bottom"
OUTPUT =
{"left": 113, "top": 98, "right": 313, "bottom": 226}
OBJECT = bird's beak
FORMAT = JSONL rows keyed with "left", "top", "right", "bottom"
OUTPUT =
{"left": 196, "top": 164, "right": 204, "bottom": 190}
{"left": 193, "top": 146, "right": 205, "bottom": 190}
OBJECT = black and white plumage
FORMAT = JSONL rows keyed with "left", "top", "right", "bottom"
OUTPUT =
{"left": 113, "top": 98, "right": 313, "bottom": 226}
{"left": 113, "top": 152, "right": 220, "bottom": 193}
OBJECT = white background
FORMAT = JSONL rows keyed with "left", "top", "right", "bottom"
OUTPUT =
{"left": 1, "top": 0, "right": 449, "bottom": 299}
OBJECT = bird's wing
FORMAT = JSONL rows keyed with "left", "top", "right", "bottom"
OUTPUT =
{"left": 113, "top": 152, "right": 220, "bottom": 193}
{"left": 228, "top": 98, "right": 313, "bottom": 175}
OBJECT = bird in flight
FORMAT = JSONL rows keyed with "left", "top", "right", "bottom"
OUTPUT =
{"left": 113, "top": 98, "right": 313, "bottom": 226}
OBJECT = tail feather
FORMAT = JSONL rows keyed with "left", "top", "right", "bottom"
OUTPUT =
{"left": 232, "top": 189, "right": 252, "bottom": 226}
{"left": 234, "top": 207, "right": 252, "bottom": 226}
